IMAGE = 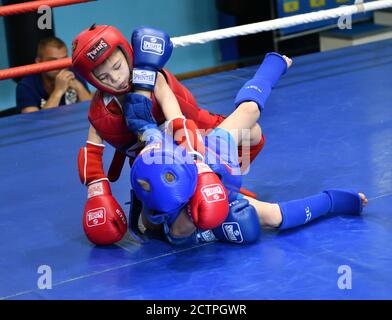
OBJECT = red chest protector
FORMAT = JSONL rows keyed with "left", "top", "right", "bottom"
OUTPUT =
{"left": 88, "top": 92, "right": 135, "bottom": 151}
{"left": 88, "top": 69, "right": 225, "bottom": 151}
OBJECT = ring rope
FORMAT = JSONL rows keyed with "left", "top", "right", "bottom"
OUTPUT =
{"left": 172, "top": 0, "right": 392, "bottom": 47}
{"left": 0, "top": 58, "right": 71, "bottom": 80}
{"left": 0, "top": 0, "right": 95, "bottom": 16}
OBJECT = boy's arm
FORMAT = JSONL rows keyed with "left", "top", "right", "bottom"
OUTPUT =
{"left": 154, "top": 72, "right": 183, "bottom": 120}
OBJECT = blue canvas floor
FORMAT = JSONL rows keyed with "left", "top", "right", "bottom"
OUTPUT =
{"left": 0, "top": 39, "right": 391, "bottom": 300}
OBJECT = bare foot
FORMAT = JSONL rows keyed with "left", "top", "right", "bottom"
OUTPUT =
{"left": 359, "top": 193, "right": 368, "bottom": 208}
{"left": 282, "top": 55, "right": 293, "bottom": 69}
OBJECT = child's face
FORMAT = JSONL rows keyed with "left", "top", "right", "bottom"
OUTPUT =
{"left": 93, "top": 48, "right": 130, "bottom": 92}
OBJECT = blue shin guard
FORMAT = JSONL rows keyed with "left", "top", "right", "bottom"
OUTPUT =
{"left": 234, "top": 52, "right": 288, "bottom": 111}
{"left": 278, "top": 189, "right": 363, "bottom": 230}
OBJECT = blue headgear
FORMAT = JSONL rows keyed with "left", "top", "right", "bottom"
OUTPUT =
{"left": 130, "top": 132, "right": 198, "bottom": 225}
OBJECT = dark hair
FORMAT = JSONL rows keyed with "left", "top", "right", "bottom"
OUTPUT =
{"left": 37, "top": 37, "right": 67, "bottom": 57}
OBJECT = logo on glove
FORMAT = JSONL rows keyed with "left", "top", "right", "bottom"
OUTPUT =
{"left": 201, "top": 184, "right": 226, "bottom": 203}
{"left": 199, "top": 230, "right": 217, "bottom": 242}
{"left": 222, "top": 222, "right": 243, "bottom": 243}
{"left": 133, "top": 69, "right": 156, "bottom": 86}
{"left": 86, "top": 207, "right": 106, "bottom": 227}
{"left": 141, "top": 36, "right": 165, "bottom": 55}
{"left": 87, "top": 182, "right": 105, "bottom": 198}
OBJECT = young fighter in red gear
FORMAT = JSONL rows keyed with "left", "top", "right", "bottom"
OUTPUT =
{"left": 72, "top": 24, "right": 235, "bottom": 245}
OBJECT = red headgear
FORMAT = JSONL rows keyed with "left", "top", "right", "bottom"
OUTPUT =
{"left": 72, "top": 24, "right": 134, "bottom": 95}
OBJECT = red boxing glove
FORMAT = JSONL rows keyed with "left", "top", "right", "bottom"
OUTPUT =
{"left": 188, "top": 162, "right": 229, "bottom": 230}
{"left": 83, "top": 180, "right": 128, "bottom": 245}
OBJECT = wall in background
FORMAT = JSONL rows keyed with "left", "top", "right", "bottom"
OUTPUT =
{"left": 0, "top": 0, "right": 222, "bottom": 111}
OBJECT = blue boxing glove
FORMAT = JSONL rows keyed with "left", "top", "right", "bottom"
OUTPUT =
{"left": 123, "top": 93, "right": 158, "bottom": 137}
{"left": 197, "top": 199, "right": 260, "bottom": 244}
{"left": 131, "top": 26, "right": 173, "bottom": 91}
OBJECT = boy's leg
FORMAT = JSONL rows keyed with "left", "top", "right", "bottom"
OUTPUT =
{"left": 244, "top": 195, "right": 282, "bottom": 227}
{"left": 216, "top": 103, "right": 261, "bottom": 145}
{"left": 245, "top": 189, "right": 364, "bottom": 230}
{"left": 217, "top": 114, "right": 265, "bottom": 174}
{"left": 217, "top": 52, "right": 288, "bottom": 138}
{"left": 234, "top": 53, "right": 288, "bottom": 113}
{"left": 215, "top": 53, "right": 289, "bottom": 171}
{"left": 237, "top": 124, "right": 264, "bottom": 173}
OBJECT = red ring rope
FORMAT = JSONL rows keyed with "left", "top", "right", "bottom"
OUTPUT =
{"left": 0, "top": 0, "right": 95, "bottom": 80}
{"left": 0, "top": 58, "right": 71, "bottom": 80}
{"left": 0, "top": 0, "right": 95, "bottom": 16}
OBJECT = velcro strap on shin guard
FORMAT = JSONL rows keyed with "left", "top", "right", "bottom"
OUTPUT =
{"left": 323, "top": 189, "right": 363, "bottom": 215}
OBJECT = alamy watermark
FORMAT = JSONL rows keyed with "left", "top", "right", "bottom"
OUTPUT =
{"left": 37, "top": 5, "right": 52, "bottom": 30}
{"left": 337, "top": 265, "right": 352, "bottom": 290}
{"left": 338, "top": 0, "right": 365, "bottom": 30}
{"left": 133, "top": 127, "right": 252, "bottom": 175}
{"left": 37, "top": 265, "right": 52, "bottom": 289}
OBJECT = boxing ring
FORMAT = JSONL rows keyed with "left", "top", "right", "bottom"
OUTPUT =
{"left": 1, "top": 38, "right": 391, "bottom": 300}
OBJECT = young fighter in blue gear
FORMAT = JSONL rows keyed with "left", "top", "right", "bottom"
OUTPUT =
{"left": 130, "top": 127, "right": 368, "bottom": 245}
